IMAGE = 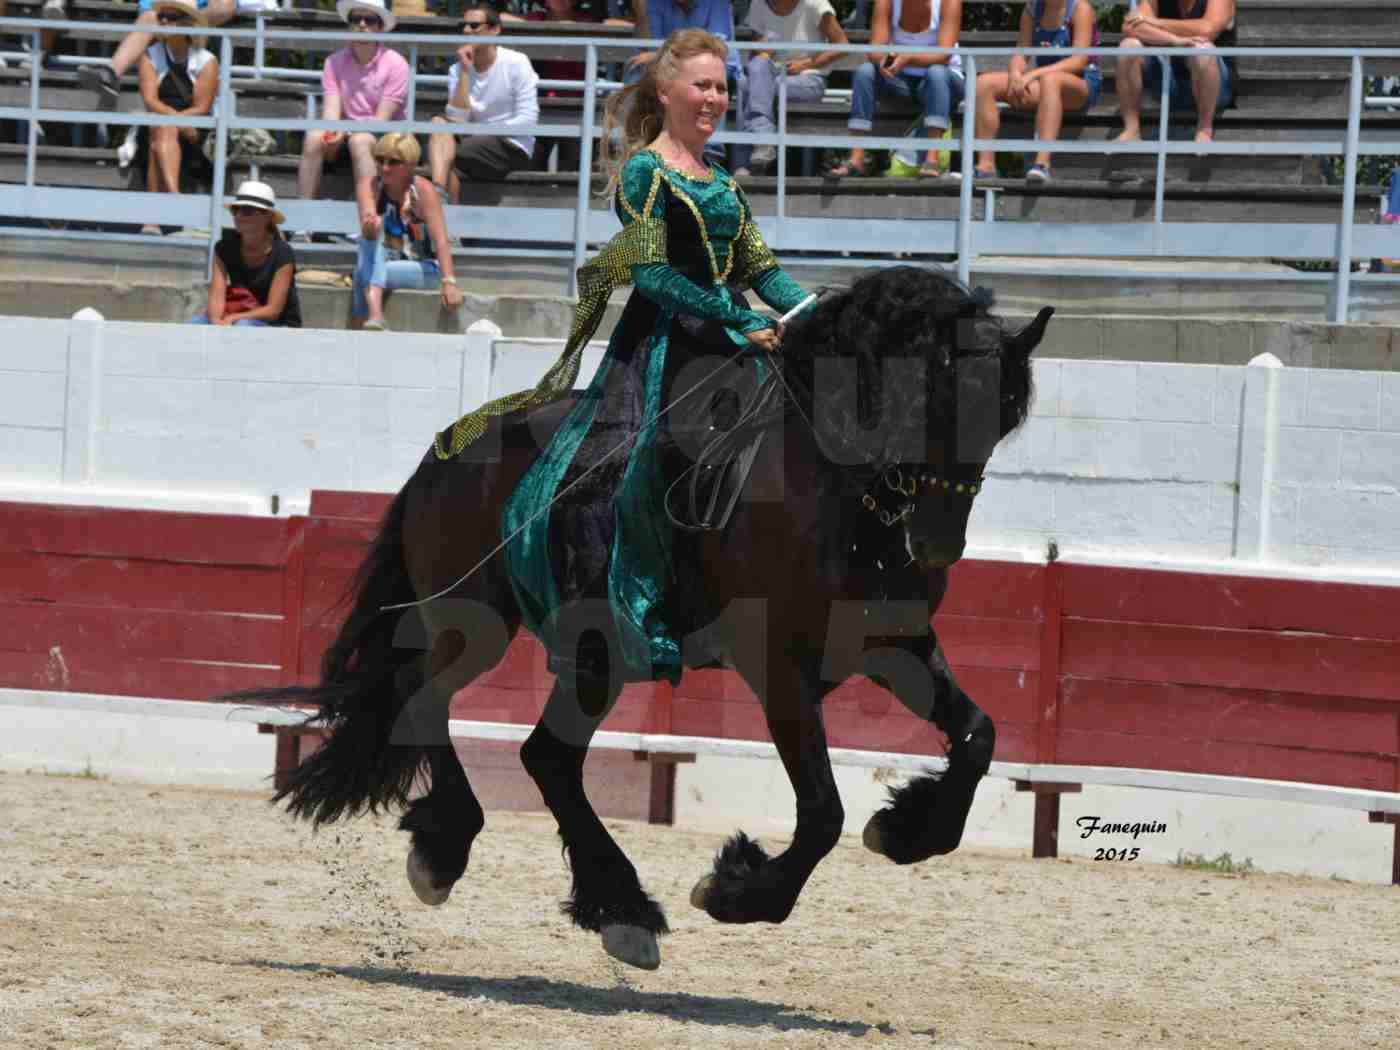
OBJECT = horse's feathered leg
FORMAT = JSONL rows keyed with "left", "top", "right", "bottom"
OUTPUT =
{"left": 395, "top": 615, "right": 517, "bottom": 905}
{"left": 520, "top": 667, "right": 669, "bottom": 969}
{"left": 862, "top": 630, "right": 995, "bottom": 864}
{"left": 691, "top": 662, "right": 845, "bottom": 924}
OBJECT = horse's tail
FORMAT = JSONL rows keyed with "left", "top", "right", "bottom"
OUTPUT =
{"left": 226, "top": 481, "right": 428, "bottom": 827}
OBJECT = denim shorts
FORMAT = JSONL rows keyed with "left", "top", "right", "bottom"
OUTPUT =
{"left": 1142, "top": 53, "right": 1235, "bottom": 112}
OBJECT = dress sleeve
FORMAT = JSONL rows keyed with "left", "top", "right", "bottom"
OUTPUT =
{"left": 617, "top": 153, "right": 775, "bottom": 334}
{"left": 730, "top": 184, "right": 809, "bottom": 315}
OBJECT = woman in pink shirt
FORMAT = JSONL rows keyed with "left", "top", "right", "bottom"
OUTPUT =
{"left": 294, "top": 0, "right": 410, "bottom": 241}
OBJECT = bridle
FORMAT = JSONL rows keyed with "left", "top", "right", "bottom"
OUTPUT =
{"left": 859, "top": 464, "right": 984, "bottom": 529}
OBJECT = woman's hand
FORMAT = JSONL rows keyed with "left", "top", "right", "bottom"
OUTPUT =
{"left": 881, "top": 54, "right": 911, "bottom": 79}
{"left": 745, "top": 324, "right": 784, "bottom": 353}
{"left": 361, "top": 211, "right": 381, "bottom": 241}
{"left": 1008, "top": 69, "right": 1033, "bottom": 106}
{"left": 786, "top": 57, "right": 814, "bottom": 76}
{"left": 216, "top": 314, "right": 237, "bottom": 326}
{"left": 440, "top": 280, "right": 464, "bottom": 311}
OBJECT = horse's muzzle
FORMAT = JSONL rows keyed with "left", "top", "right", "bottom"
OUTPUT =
{"left": 909, "top": 537, "right": 965, "bottom": 571}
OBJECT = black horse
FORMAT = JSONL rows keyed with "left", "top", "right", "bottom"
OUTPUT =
{"left": 234, "top": 266, "right": 1051, "bottom": 971}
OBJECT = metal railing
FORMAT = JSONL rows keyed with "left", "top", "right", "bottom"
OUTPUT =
{"left": 2, "top": 17, "right": 1400, "bottom": 320}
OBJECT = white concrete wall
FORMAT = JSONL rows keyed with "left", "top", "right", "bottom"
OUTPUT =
{"left": 2, "top": 313, "right": 1398, "bottom": 572}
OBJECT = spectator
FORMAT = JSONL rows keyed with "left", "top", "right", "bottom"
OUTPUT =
{"left": 294, "top": 0, "right": 409, "bottom": 242}
{"left": 194, "top": 180, "right": 301, "bottom": 327}
{"left": 971, "top": 0, "right": 1100, "bottom": 182}
{"left": 427, "top": 6, "right": 539, "bottom": 199}
{"left": 735, "top": 0, "right": 848, "bottom": 176}
{"left": 73, "top": 0, "right": 236, "bottom": 111}
{"left": 629, "top": 0, "right": 740, "bottom": 84}
{"left": 353, "top": 133, "right": 462, "bottom": 331}
{"left": 5, "top": 1, "right": 64, "bottom": 73}
{"left": 501, "top": 0, "right": 610, "bottom": 171}
{"left": 828, "top": 0, "right": 963, "bottom": 179}
{"left": 133, "top": 0, "right": 217, "bottom": 207}
{"left": 1114, "top": 0, "right": 1237, "bottom": 147}
{"left": 628, "top": 0, "right": 740, "bottom": 163}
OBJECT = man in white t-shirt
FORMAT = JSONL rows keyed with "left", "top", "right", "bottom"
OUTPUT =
{"left": 427, "top": 6, "right": 541, "bottom": 200}
{"left": 737, "top": 0, "right": 848, "bottom": 174}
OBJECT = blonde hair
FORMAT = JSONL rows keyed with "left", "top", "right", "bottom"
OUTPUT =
{"left": 599, "top": 28, "right": 729, "bottom": 197}
{"left": 373, "top": 132, "right": 422, "bottom": 168}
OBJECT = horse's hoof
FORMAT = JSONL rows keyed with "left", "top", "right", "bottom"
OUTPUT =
{"left": 689, "top": 874, "right": 714, "bottom": 911}
{"left": 406, "top": 848, "right": 451, "bottom": 906}
{"left": 862, "top": 815, "right": 887, "bottom": 858}
{"left": 601, "top": 924, "right": 660, "bottom": 971}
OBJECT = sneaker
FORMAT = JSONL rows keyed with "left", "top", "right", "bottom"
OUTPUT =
{"left": 41, "top": 0, "right": 67, "bottom": 19}
{"left": 77, "top": 65, "right": 121, "bottom": 112}
{"left": 732, "top": 165, "right": 752, "bottom": 178}
{"left": 1026, "top": 163, "right": 1051, "bottom": 183}
{"left": 749, "top": 144, "right": 776, "bottom": 171}
{"left": 116, "top": 125, "right": 138, "bottom": 169}
{"left": 363, "top": 318, "right": 388, "bottom": 332}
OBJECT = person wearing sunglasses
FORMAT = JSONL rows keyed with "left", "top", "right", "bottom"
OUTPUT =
{"left": 129, "top": 0, "right": 218, "bottom": 213}
{"left": 292, "top": 0, "right": 410, "bottom": 242}
{"left": 352, "top": 134, "right": 463, "bottom": 331}
{"left": 193, "top": 180, "right": 302, "bottom": 327}
{"left": 426, "top": 5, "right": 540, "bottom": 201}
{"left": 75, "top": 0, "right": 236, "bottom": 112}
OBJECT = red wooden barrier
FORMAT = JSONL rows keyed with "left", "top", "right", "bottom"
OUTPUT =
{"left": 4, "top": 493, "right": 1398, "bottom": 873}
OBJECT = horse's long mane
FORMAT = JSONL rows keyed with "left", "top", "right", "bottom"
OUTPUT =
{"left": 783, "top": 266, "right": 1035, "bottom": 466}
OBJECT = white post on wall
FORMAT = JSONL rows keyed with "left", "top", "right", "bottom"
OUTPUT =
{"left": 61, "top": 308, "right": 106, "bottom": 488}
{"left": 461, "top": 318, "right": 503, "bottom": 416}
{"left": 1233, "top": 351, "right": 1284, "bottom": 562}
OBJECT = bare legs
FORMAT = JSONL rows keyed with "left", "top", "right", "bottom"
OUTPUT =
{"left": 975, "top": 70, "right": 1089, "bottom": 173}
{"left": 297, "top": 130, "right": 377, "bottom": 224}
{"left": 428, "top": 116, "right": 461, "bottom": 201}
{"left": 1115, "top": 37, "right": 1221, "bottom": 143}
{"left": 147, "top": 125, "right": 183, "bottom": 193}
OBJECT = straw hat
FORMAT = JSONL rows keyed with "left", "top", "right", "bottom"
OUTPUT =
{"left": 150, "top": 0, "right": 205, "bottom": 25}
{"left": 226, "top": 180, "right": 286, "bottom": 227}
{"left": 336, "top": 0, "right": 397, "bottom": 32}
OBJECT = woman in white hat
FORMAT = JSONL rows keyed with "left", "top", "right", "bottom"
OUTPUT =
{"left": 193, "top": 180, "right": 303, "bottom": 327}
{"left": 137, "top": 0, "right": 219, "bottom": 201}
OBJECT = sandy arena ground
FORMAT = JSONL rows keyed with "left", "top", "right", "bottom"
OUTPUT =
{"left": 1, "top": 770, "right": 1397, "bottom": 1050}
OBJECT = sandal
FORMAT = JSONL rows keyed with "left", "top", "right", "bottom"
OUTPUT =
{"left": 1026, "top": 163, "right": 1052, "bottom": 182}
{"left": 825, "top": 155, "right": 877, "bottom": 179}
{"left": 917, "top": 161, "right": 945, "bottom": 179}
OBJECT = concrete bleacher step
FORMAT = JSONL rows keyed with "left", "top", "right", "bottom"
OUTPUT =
{"left": 3, "top": 146, "right": 1386, "bottom": 227}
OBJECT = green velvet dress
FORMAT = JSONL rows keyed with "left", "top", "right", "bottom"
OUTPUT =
{"left": 491, "top": 149, "right": 808, "bottom": 685}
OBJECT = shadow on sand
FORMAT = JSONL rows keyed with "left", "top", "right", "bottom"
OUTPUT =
{"left": 239, "top": 959, "right": 899, "bottom": 1037}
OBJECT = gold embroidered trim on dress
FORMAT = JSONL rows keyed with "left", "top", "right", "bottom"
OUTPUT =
{"left": 433, "top": 215, "right": 668, "bottom": 460}
{"left": 664, "top": 174, "right": 735, "bottom": 286}
{"left": 643, "top": 147, "right": 716, "bottom": 183}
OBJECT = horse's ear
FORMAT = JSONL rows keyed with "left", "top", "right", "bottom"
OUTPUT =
{"left": 1007, "top": 306, "right": 1054, "bottom": 359}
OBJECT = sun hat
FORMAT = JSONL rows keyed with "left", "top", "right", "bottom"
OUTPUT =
{"left": 336, "top": 0, "right": 397, "bottom": 32}
{"left": 226, "top": 180, "right": 286, "bottom": 226}
{"left": 150, "top": 0, "right": 205, "bottom": 25}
